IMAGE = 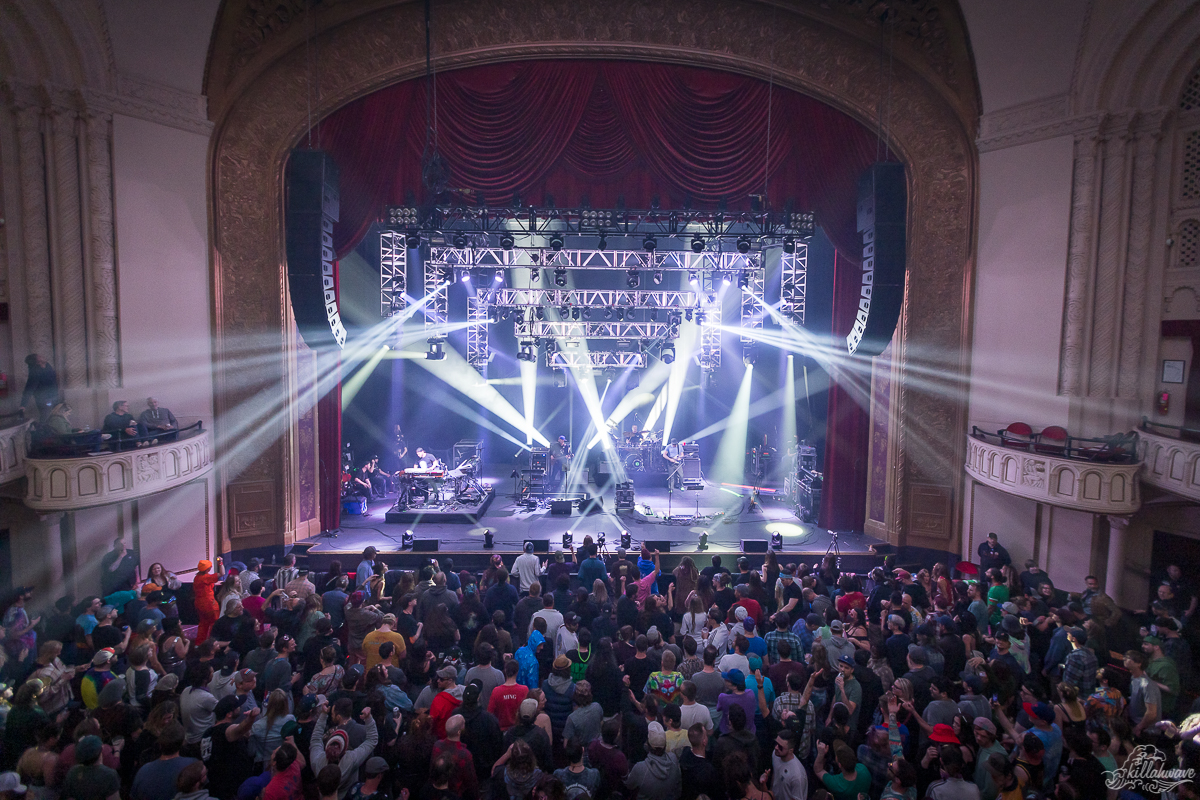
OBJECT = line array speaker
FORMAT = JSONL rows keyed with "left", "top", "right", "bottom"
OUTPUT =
{"left": 286, "top": 149, "right": 346, "bottom": 350}
{"left": 846, "top": 162, "right": 906, "bottom": 358}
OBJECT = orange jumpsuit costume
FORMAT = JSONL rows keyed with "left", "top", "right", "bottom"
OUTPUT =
{"left": 193, "top": 559, "right": 221, "bottom": 644}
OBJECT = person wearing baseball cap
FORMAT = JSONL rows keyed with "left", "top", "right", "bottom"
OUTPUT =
{"left": 0, "top": 773, "right": 26, "bottom": 797}
{"left": 625, "top": 722, "right": 679, "bottom": 800}
{"left": 62, "top": 735, "right": 116, "bottom": 800}
{"left": 81, "top": 648, "right": 117, "bottom": 709}
{"left": 543, "top": 656, "right": 576, "bottom": 742}
{"left": 972, "top": 717, "right": 1006, "bottom": 799}
{"left": 429, "top": 666, "right": 465, "bottom": 738}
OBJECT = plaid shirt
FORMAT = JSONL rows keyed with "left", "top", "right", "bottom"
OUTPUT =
{"left": 765, "top": 630, "right": 804, "bottom": 664}
{"left": 1062, "top": 646, "right": 1098, "bottom": 695}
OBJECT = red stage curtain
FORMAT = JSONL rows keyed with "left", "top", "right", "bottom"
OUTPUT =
{"left": 819, "top": 250, "right": 871, "bottom": 533}
{"left": 312, "top": 60, "right": 879, "bottom": 259}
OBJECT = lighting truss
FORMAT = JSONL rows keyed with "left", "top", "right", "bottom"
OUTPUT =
{"left": 467, "top": 289, "right": 490, "bottom": 369}
{"left": 780, "top": 244, "right": 808, "bottom": 325}
{"left": 423, "top": 256, "right": 448, "bottom": 334}
{"left": 517, "top": 320, "right": 676, "bottom": 340}
{"left": 380, "top": 231, "right": 408, "bottom": 317}
{"left": 549, "top": 350, "right": 648, "bottom": 369}
{"left": 700, "top": 273, "right": 722, "bottom": 372}
{"left": 428, "top": 246, "right": 759, "bottom": 273}
{"left": 385, "top": 205, "right": 816, "bottom": 244}
{"left": 740, "top": 266, "right": 765, "bottom": 342}
{"left": 491, "top": 288, "right": 697, "bottom": 309}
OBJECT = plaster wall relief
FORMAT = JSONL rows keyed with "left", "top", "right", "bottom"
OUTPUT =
{"left": 204, "top": 0, "right": 980, "bottom": 548}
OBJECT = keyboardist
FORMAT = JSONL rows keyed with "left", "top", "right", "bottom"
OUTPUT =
{"left": 413, "top": 447, "right": 441, "bottom": 470}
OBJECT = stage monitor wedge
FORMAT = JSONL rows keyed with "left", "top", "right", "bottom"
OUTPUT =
{"left": 847, "top": 161, "right": 906, "bottom": 358}
{"left": 286, "top": 149, "right": 346, "bottom": 350}
{"left": 642, "top": 540, "right": 672, "bottom": 553}
{"left": 741, "top": 539, "right": 769, "bottom": 553}
{"left": 523, "top": 539, "right": 551, "bottom": 552}
{"left": 411, "top": 539, "right": 439, "bottom": 552}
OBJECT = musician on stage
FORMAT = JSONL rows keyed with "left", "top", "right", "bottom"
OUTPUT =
{"left": 367, "top": 455, "right": 392, "bottom": 495}
{"left": 353, "top": 461, "right": 377, "bottom": 500}
{"left": 408, "top": 446, "right": 441, "bottom": 503}
{"left": 625, "top": 424, "right": 644, "bottom": 446}
{"left": 662, "top": 438, "right": 685, "bottom": 489}
{"left": 549, "top": 435, "right": 572, "bottom": 487}
{"left": 393, "top": 424, "right": 409, "bottom": 469}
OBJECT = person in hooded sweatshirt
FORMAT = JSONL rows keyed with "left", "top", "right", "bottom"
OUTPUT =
{"left": 821, "top": 619, "right": 857, "bottom": 673}
{"left": 541, "top": 656, "right": 576, "bottom": 747}
{"left": 428, "top": 666, "right": 465, "bottom": 738}
{"left": 516, "top": 629, "right": 546, "bottom": 690}
{"left": 457, "top": 681, "right": 504, "bottom": 782}
{"left": 625, "top": 722, "right": 681, "bottom": 800}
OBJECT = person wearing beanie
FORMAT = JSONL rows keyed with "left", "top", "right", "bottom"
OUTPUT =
{"left": 192, "top": 558, "right": 225, "bottom": 646}
{"left": 624, "top": 722, "right": 680, "bottom": 800}
{"left": 309, "top": 700, "right": 378, "bottom": 800}
{"left": 62, "top": 736, "right": 119, "bottom": 800}
{"left": 541, "top": 655, "right": 576, "bottom": 745}
{"left": 513, "top": 542, "right": 542, "bottom": 595}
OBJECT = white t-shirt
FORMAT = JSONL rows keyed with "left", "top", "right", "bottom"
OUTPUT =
{"left": 680, "top": 701, "right": 714, "bottom": 731}
{"left": 717, "top": 652, "right": 750, "bottom": 675}
{"left": 513, "top": 553, "right": 542, "bottom": 592}
{"left": 531, "top": 609, "right": 564, "bottom": 654}
{"left": 771, "top": 753, "right": 808, "bottom": 800}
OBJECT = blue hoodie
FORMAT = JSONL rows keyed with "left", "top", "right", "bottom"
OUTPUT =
{"left": 516, "top": 629, "right": 545, "bottom": 689}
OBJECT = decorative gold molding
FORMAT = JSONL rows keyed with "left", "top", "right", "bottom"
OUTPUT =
{"left": 205, "top": 0, "right": 980, "bottom": 548}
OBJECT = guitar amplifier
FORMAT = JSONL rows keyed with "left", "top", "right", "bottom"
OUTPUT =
{"left": 614, "top": 481, "right": 636, "bottom": 511}
{"left": 682, "top": 443, "right": 700, "bottom": 457}
{"left": 681, "top": 457, "right": 702, "bottom": 483}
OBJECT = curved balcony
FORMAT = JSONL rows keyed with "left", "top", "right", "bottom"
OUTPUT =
{"left": 0, "top": 415, "right": 32, "bottom": 486}
{"left": 25, "top": 425, "right": 212, "bottom": 512}
{"left": 965, "top": 428, "right": 1141, "bottom": 515}
{"left": 1138, "top": 419, "right": 1200, "bottom": 503}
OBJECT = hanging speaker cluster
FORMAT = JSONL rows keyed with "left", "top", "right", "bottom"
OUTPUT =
{"left": 286, "top": 150, "right": 346, "bottom": 350}
{"left": 847, "top": 162, "right": 906, "bottom": 358}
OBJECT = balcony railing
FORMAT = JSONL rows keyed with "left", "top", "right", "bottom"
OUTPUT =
{"left": 0, "top": 414, "right": 32, "bottom": 486}
{"left": 1138, "top": 418, "right": 1200, "bottom": 503}
{"left": 966, "top": 429, "right": 1141, "bottom": 515}
{"left": 25, "top": 426, "right": 212, "bottom": 511}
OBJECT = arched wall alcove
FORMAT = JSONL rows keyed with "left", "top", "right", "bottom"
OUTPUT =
{"left": 203, "top": 0, "right": 980, "bottom": 552}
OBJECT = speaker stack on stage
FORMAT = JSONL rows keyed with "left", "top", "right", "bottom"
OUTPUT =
{"left": 847, "top": 162, "right": 906, "bottom": 358}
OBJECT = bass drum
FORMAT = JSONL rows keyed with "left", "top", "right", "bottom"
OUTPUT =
{"left": 624, "top": 452, "right": 645, "bottom": 472}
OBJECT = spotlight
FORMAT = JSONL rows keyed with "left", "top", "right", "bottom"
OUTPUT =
{"left": 583, "top": 308, "right": 592, "bottom": 320}
{"left": 616, "top": 308, "right": 625, "bottom": 321}
{"left": 517, "top": 340, "right": 537, "bottom": 362}
{"left": 425, "top": 339, "right": 445, "bottom": 360}
{"left": 562, "top": 531, "right": 573, "bottom": 549}
{"left": 530, "top": 268, "right": 540, "bottom": 282}
{"left": 554, "top": 268, "right": 568, "bottom": 287}
{"left": 782, "top": 236, "right": 796, "bottom": 254}
{"left": 698, "top": 531, "right": 708, "bottom": 550}
{"left": 439, "top": 265, "right": 454, "bottom": 284}
{"left": 620, "top": 531, "right": 632, "bottom": 549}
{"left": 494, "top": 269, "right": 504, "bottom": 283}
{"left": 405, "top": 232, "right": 421, "bottom": 249}
{"left": 483, "top": 530, "right": 494, "bottom": 548}
{"left": 604, "top": 309, "right": 613, "bottom": 320}
{"left": 661, "top": 344, "right": 675, "bottom": 364}
{"left": 453, "top": 232, "right": 469, "bottom": 249}
{"left": 771, "top": 531, "right": 783, "bottom": 550}
{"left": 722, "top": 272, "right": 731, "bottom": 285}
{"left": 696, "top": 310, "right": 706, "bottom": 324}
{"left": 650, "top": 309, "right": 659, "bottom": 321}
{"left": 742, "top": 342, "right": 757, "bottom": 366}
{"left": 736, "top": 235, "right": 751, "bottom": 254}
{"left": 536, "top": 307, "right": 545, "bottom": 320}
{"left": 627, "top": 308, "right": 636, "bottom": 321}
{"left": 560, "top": 305, "right": 570, "bottom": 317}
{"left": 642, "top": 235, "right": 657, "bottom": 252}
{"left": 690, "top": 235, "right": 705, "bottom": 253}
{"left": 626, "top": 270, "right": 640, "bottom": 289}
{"left": 652, "top": 270, "right": 663, "bottom": 285}
{"left": 549, "top": 232, "right": 564, "bottom": 251}
{"left": 572, "top": 307, "right": 581, "bottom": 321}
{"left": 500, "top": 308, "right": 511, "bottom": 321}
{"left": 738, "top": 271, "right": 749, "bottom": 290}
{"left": 460, "top": 269, "right": 471, "bottom": 283}
{"left": 499, "top": 232, "right": 515, "bottom": 250}
{"left": 688, "top": 271, "right": 699, "bottom": 285}
{"left": 597, "top": 235, "right": 607, "bottom": 251}
{"left": 402, "top": 530, "right": 414, "bottom": 548}
{"left": 553, "top": 369, "right": 567, "bottom": 388}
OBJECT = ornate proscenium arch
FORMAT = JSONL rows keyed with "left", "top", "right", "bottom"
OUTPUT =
{"left": 204, "top": 0, "right": 980, "bottom": 553}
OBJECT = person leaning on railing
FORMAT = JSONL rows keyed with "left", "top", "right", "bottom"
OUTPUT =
{"left": 30, "top": 403, "right": 103, "bottom": 456}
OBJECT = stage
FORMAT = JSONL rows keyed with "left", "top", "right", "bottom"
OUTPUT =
{"left": 300, "top": 463, "right": 887, "bottom": 573}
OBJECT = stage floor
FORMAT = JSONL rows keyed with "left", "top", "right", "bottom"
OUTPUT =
{"left": 301, "top": 464, "right": 885, "bottom": 569}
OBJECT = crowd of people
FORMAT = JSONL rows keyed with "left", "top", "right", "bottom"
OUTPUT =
{"left": 0, "top": 533, "right": 1196, "bottom": 800}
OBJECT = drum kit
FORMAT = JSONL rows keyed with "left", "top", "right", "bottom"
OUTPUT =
{"left": 619, "top": 429, "right": 665, "bottom": 474}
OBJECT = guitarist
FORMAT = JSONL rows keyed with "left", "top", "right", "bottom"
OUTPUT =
{"left": 549, "top": 435, "right": 572, "bottom": 488}
{"left": 662, "top": 437, "right": 685, "bottom": 489}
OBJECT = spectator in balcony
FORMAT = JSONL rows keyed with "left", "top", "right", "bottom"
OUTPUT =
{"left": 139, "top": 397, "right": 179, "bottom": 441}
{"left": 103, "top": 400, "right": 147, "bottom": 448}
{"left": 20, "top": 353, "right": 59, "bottom": 421}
